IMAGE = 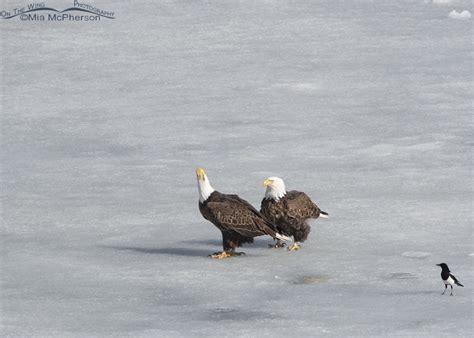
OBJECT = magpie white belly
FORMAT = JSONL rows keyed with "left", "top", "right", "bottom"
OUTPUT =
{"left": 443, "top": 277, "right": 455, "bottom": 285}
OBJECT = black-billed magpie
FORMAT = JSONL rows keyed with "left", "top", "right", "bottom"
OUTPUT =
{"left": 436, "top": 263, "right": 464, "bottom": 296}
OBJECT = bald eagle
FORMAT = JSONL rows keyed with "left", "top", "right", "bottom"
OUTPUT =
{"left": 196, "top": 168, "right": 291, "bottom": 259}
{"left": 260, "top": 177, "right": 328, "bottom": 251}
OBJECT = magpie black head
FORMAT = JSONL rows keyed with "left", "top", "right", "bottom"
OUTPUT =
{"left": 436, "top": 263, "right": 450, "bottom": 271}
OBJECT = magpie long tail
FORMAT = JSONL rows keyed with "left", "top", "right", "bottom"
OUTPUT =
{"left": 456, "top": 281, "right": 464, "bottom": 287}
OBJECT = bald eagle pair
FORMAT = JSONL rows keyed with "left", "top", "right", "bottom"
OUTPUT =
{"left": 196, "top": 168, "right": 328, "bottom": 259}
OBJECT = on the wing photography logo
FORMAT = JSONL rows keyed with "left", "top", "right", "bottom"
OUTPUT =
{"left": 0, "top": 1, "right": 115, "bottom": 21}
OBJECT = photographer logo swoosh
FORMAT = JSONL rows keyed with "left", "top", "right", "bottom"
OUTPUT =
{"left": 1, "top": 1, "right": 115, "bottom": 22}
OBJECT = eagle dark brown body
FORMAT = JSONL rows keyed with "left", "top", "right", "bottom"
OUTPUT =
{"left": 260, "top": 190, "right": 327, "bottom": 242}
{"left": 200, "top": 191, "right": 281, "bottom": 252}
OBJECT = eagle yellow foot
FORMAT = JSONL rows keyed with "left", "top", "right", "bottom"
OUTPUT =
{"left": 208, "top": 251, "right": 245, "bottom": 259}
{"left": 288, "top": 243, "right": 300, "bottom": 251}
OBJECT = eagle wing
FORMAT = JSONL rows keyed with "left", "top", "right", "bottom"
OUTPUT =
{"left": 205, "top": 197, "right": 276, "bottom": 237}
{"left": 284, "top": 191, "right": 321, "bottom": 219}
{"left": 225, "top": 194, "right": 265, "bottom": 217}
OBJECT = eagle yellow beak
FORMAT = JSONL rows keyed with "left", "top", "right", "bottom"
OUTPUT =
{"left": 196, "top": 167, "right": 206, "bottom": 180}
{"left": 263, "top": 179, "right": 273, "bottom": 187}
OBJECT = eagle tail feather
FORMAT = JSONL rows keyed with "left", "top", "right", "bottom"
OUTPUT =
{"left": 275, "top": 233, "right": 292, "bottom": 242}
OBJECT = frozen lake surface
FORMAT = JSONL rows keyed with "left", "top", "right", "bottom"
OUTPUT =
{"left": 1, "top": 0, "right": 472, "bottom": 336}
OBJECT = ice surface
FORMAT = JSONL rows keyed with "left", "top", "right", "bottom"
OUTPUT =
{"left": 1, "top": 0, "right": 473, "bottom": 337}
{"left": 401, "top": 251, "right": 432, "bottom": 259}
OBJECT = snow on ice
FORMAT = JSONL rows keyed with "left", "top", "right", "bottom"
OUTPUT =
{"left": 448, "top": 10, "right": 472, "bottom": 19}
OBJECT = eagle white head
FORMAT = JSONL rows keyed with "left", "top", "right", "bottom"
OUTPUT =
{"left": 196, "top": 167, "right": 215, "bottom": 203}
{"left": 263, "top": 177, "right": 287, "bottom": 201}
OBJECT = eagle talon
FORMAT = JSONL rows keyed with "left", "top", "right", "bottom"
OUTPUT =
{"left": 208, "top": 251, "right": 231, "bottom": 259}
{"left": 208, "top": 251, "right": 245, "bottom": 259}
{"left": 288, "top": 243, "right": 301, "bottom": 251}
